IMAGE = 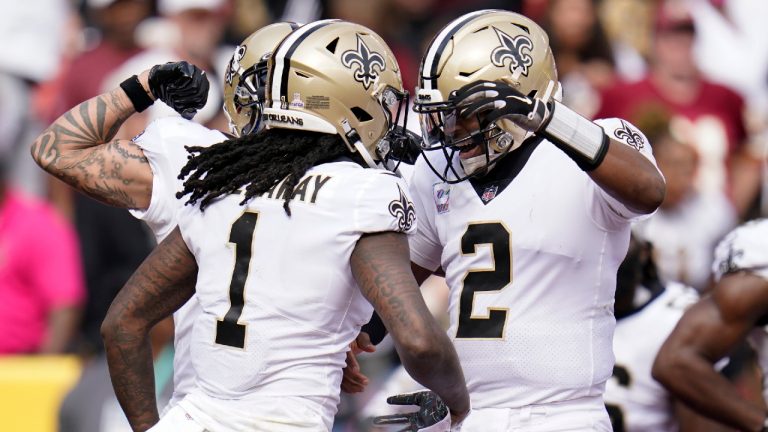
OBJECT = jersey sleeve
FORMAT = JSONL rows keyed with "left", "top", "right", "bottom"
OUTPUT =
{"left": 352, "top": 171, "right": 417, "bottom": 236}
{"left": 128, "top": 117, "right": 226, "bottom": 242}
{"left": 407, "top": 157, "right": 443, "bottom": 272}
{"left": 712, "top": 219, "right": 768, "bottom": 282}
{"left": 587, "top": 118, "right": 662, "bottom": 229}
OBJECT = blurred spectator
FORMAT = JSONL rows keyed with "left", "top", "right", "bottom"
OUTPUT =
{"left": 690, "top": 0, "right": 768, "bottom": 120}
{"left": 596, "top": 0, "right": 760, "bottom": 219}
{"left": 72, "top": 196, "right": 155, "bottom": 355}
{"left": 0, "top": 0, "right": 69, "bottom": 83}
{"left": 0, "top": 0, "right": 72, "bottom": 198}
{"left": 0, "top": 24, "right": 84, "bottom": 354}
{"left": 52, "top": 0, "right": 151, "bottom": 120}
{"left": 636, "top": 122, "right": 736, "bottom": 291}
{"left": 597, "top": 0, "right": 653, "bottom": 82}
{"left": 543, "top": 0, "right": 616, "bottom": 118}
{"left": 0, "top": 158, "right": 85, "bottom": 354}
{"left": 113, "top": 0, "right": 233, "bottom": 131}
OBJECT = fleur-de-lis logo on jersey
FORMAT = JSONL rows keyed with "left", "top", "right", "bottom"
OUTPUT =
{"left": 225, "top": 45, "right": 247, "bottom": 85}
{"left": 614, "top": 120, "right": 645, "bottom": 150}
{"left": 490, "top": 27, "right": 533, "bottom": 77}
{"left": 342, "top": 35, "right": 386, "bottom": 90}
{"left": 388, "top": 185, "right": 416, "bottom": 232}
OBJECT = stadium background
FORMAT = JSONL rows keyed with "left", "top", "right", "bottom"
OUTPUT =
{"left": 1, "top": 0, "right": 767, "bottom": 431}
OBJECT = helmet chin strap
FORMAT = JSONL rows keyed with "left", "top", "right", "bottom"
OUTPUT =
{"left": 353, "top": 140, "right": 379, "bottom": 169}
{"left": 341, "top": 118, "right": 380, "bottom": 169}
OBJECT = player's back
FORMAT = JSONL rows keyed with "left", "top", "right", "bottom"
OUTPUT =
{"left": 606, "top": 282, "right": 699, "bottom": 432}
{"left": 177, "top": 160, "right": 414, "bottom": 429}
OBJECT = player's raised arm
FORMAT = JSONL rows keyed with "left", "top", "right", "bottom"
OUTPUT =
{"left": 30, "top": 61, "right": 208, "bottom": 209}
{"left": 101, "top": 227, "right": 197, "bottom": 431}
{"left": 652, "top": 272, "right": 768, "bottom": 431}
{"left": 351, "top": 231, "right": 470, "bottom": 425}
{"left": 451, "top": 80, "right": 665, "bottom": 214}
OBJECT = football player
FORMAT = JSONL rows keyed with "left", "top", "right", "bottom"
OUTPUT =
{"left": 30, "top": 22, "right": 298, "bottom": 414}
{"left": 653, "top": 218, "right": 768, "bottom": 432}
{"left": 604, "top": 234, "right": 704, "bottom": 432}
{"left": 100, "top": 19, "right": 469, "bottom": 431}
{"left": 375, "top": 9, "right": 665, "bottom": 431}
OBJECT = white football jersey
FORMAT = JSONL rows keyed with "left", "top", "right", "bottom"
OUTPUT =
{"left": 129, "top": 117, "right": 226, "bottom": 408}
{"left": 409, "top": 118, "right": 659, "bottom": 409}
{"left": 711, "top": 218, "right": 768, "bottom": 402}
{"left": 176, "top": 161, "right": 416, "bottom": 430}
{"left": 605, "top": 282, "right": 699, "bottom": 432}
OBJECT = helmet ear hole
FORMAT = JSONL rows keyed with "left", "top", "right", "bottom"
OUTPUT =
{"left": 326, "top": 37, "right": 339, "bottom": 53}
{"left": 351, "top": 107, "right": 373, "bottom": 122}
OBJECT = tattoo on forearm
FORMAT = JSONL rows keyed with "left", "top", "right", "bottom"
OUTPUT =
{"left": 104, "top": 229, "right": 197, "bottom": 431}
{"left": 351, "top": 233, "right": 425, "bottom": 331}
{"left": 31, "top": 88, "right": 150, "bottom": 208}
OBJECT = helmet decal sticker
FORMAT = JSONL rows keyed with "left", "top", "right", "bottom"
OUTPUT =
{"left": 226, "top": 45, "right": 247, "bottom": 86}
{"left": 342, "top": 34, "right": 386, "bottom": 90}
{"left": 490, "top": 27, "right": 533, "bottom": 77}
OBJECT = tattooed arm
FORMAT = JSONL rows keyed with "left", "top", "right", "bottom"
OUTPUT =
{"left": 350, "top": 232, "right": 470, "bottom": 422}
{"left": 101, "top": 227, "right": 197, "bottom": 431}
{"left": 30, "top": 70, "right": 155, "bottom": 209}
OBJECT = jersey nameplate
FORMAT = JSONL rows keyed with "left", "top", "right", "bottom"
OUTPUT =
{"left": 261, "top": 174, "right": 332, "bottom": 204}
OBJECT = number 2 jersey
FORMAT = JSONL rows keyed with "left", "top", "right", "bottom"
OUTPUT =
{"left": 408, "top": 118, "right": 660, "bottom": 410}
{"left": 175, "top": 160, "right": 416, "bottom": 430}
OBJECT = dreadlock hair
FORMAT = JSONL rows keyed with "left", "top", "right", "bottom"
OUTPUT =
{"left": 177, "top": 129, "right": 351, "bottom": 215}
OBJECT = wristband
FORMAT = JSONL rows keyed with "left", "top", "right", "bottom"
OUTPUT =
{"left": 119, "top": 75, "right": 154, "bottom": 112}
{"left": 541, "top": 100, "right": 609, "bottom": 171}
{"left": 361, "top": 312, "right": 387, "bottom": 345}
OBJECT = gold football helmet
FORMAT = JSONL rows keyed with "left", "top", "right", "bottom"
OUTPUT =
{"left": 263, "top": 19, "right": 409, "bottom": 169}
{"left": 223, "top": 22, "right": 300, "bottom": 137}
{"left": 415, "top": 10, "right": 560, "bottom": 182}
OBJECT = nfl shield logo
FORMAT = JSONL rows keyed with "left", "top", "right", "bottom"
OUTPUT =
{"left": 481, "top": 185, "right": 498, "bottom": 203}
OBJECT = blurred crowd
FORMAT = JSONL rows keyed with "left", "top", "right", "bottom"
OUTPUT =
{"left": 1, "top": 0, "right": 767, "bottom": 431}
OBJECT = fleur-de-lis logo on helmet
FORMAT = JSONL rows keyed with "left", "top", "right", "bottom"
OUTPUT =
{"left": 225, "top": 45, "right": 247, "bottom": 86}
{"left": 614, "top": 120, "right": 645, "bottom": 150}
{"left": 388, "top": 185, "right": 416, "bottom": 232}
{"left": 342, "top": 34, "right": 386, "bottom": 90}
{"left": 490, "top": 27, "right": 533, "bottom": 77}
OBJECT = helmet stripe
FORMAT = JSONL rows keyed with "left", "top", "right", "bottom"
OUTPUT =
{"left": 269, "top": 19, "right": 337, "bottom": 108}
{"left": 421, "top": 9, "right": 499, "bottom": 91}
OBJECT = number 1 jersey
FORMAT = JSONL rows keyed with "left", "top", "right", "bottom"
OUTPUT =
{"left": 176, "top": 160, "right": 416, "bottom": 429}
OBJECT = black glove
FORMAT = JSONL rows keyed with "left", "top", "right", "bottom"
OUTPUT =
{"left": 450, "top": 80, "right": 551, "bottom": 132}
{"left": 148, "top": 61, "right": 209, "bottom": 120}
{"left": 373, "top": 391, "right": 451, "bottom": 432}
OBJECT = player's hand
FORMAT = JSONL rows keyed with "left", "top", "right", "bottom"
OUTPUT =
{"left": 373, "top": 391, "right": 453, "bottom": 431}
{"left": 450, "top": 80, "right": 550, "bottom": 132}
{"left": 147, "top": 61, "right": 209, "bottom": 120}
{"left": 341, "top": 332, "right": 376, "bottom": 393}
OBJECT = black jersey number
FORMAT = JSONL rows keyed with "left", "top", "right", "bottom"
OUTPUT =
{"left": 215, "top": 211, "right": 259, "bottom": 349}
{"left": 456, "top": 222, "right": 511, "bottom": 339}
{"left": 605, "top": 364, "right": 631, "bottom": 432}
